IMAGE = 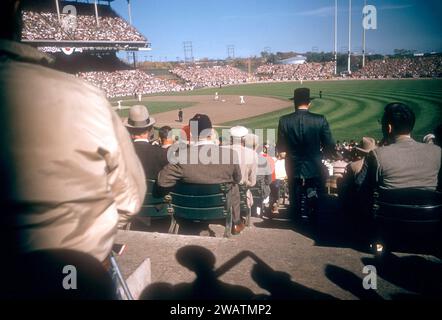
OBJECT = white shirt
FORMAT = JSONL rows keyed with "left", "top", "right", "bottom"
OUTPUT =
{"left": 275, "top": 159, "right": 287, "bottom": 180}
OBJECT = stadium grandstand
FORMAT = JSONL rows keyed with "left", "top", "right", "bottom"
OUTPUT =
{"left": 19, "top": 0, "right": 442, "bottom": 98}
{"left": 22, "top": 0, "right": 148, "bottom": 47}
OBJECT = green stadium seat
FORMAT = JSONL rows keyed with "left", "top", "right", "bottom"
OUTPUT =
{"left": 170, "top": 183, "right": 233, "bottom": 237}
{"left": 138, "top": 179, "right": 175, "bottom": 233}
{"left": 371, "top": 188, "right": 442, "bottom": 257}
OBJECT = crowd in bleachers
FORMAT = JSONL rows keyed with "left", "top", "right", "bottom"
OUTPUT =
{"left": 170, "top": 65, "right": 256, "bottom": 88}
{"left": 22, "top": 10, "right": 146, "bottom": 42}
{"left": 74, "top": 57, "right": 442, "bottom": 97}
{"left": 76, "top": 70, "right": 192, "bottom": 98}
{"left": 353, "top": 56, "right": 442, "bottom": 79}
{"left": 255, "top": 62, "right": 335, "bottom": 81}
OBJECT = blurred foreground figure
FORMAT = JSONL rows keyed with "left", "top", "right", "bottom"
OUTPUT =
{"left": 0, "top": 0, "right": 146, "bottom": 264}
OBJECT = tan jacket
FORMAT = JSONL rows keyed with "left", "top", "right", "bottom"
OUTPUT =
{"left": 0, "top": 40, "right": 146, "bottom": 262}
{"left": 224, "top": 144, "right": 258, "bottom": 187}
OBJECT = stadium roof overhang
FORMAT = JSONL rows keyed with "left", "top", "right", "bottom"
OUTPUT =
{"left": 23, "top": 39, "right": 151, "bottom": 52}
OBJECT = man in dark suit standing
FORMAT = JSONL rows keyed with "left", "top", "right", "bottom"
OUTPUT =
{"left": 277, "top": 88, "right": 337, "bottom": 220}
{"left": 125, "top": 105, "right": 169, "bottom": 180}
{"left": 158, "top": 114, "right": 245, "bottom": 234}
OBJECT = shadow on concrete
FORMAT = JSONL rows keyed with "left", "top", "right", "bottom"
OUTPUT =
{"left": 254, "top": 196, "right": 371, "bottom": 254}
{"left": 140, "top": 246, "right": 254, "bottom": 300}
{"left": 361, "top": 254, "right": 442, "bottom": 299}
{"left": 324, "top": 265, "right": 383, "bottom": 300}
{"left": 140, "top": 246, "right": 336, "bottom": 300}
{"left": 1, "top": 249, "right": 116, "bottom": 300}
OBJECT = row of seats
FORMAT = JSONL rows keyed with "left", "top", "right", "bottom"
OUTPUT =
{"left": 136, "top": 180, "right": 441, "bottom": 257}
{"left": 138, "top": 180, "right": 248, "bottom": 237}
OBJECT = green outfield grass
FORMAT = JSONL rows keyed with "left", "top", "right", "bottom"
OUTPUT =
{"left": 112, "top": 79, "right": 442, "bottom": 142}
{"left": 214, "top": 79, "right": 442, "bottom": 142}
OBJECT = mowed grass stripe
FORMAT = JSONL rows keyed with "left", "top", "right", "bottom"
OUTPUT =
{"left": 351, "top": 91, "right": 442, "bottom": 134}
{"left": 319, "top": 93, "right": 385, "bottom": 124}
{"left": 324, "top": 94, "right": 385, "bottom": 131}
{"left": 219, "top": 79, "right": 441, "bottom": 141}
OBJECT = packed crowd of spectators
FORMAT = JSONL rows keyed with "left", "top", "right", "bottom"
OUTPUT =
{"left": 169, "top": 62, "right": 336, "bottom": 89}
{"left": 255, "top": 62, "right": 335, "bottom": 81}
{"left": 22, "top": 10, "right": 146, "bottom": 42}
{"left": 74, "top": 55, "right": 442, "bottom": 98}
{"left": 76, "top": 70, "right": 192, "bottom": 98}
{"left": 353, "top": 56, "right": 442, "bottom": 79}
{"left": 170, "top": 65, "right": 256, "bottom": 88}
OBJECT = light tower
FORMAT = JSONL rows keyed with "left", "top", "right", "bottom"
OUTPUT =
{"left": 183, "top": 41, "right": 194, "bottom": 64}
{"left": 227, "top": 45, "right": 235, "bottom": 60}
{"left": 362, "top": 0, "right": 367, "bottom": 68}
{"left": 347, "top": 0, "right": 352, "bottom": 74}
{"left": 334, "top": 0, "right": 338, "bottom": 75}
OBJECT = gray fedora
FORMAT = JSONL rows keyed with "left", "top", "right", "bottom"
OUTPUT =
{"left": 356, "top": 137, "right": 376, "bottom": 154}
{"left": 124, "top": 105, "right": 156, "bottom": 129}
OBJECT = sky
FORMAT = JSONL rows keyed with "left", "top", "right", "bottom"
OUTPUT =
{"left": 110, "top": 0, "right": 442, "bottom": 61}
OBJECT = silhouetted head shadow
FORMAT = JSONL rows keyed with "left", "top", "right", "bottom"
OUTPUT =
{"left": 361, "top": 254, "right": 442, "bottom": 298}
{"left": 1, "top": 249, "right": 116, "bottom": 300}
{"left": 325, "top": 264, "right": 383, "bottom": 300}
{"left": 176, "top": 245, "right": 216, "bottom": 277}
{"left": 140, "top": 246, "right": 254, "bottom": 300}
{"left": 251, "top": 260, "right": 337, "bottom": 300}
{"left": 141, "top": 247, "right": 339, "bottom": 300}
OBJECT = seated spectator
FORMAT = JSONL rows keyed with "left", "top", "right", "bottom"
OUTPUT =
{"left": 225, "top": 126, "right": 258, "bottom": 211}
{"left": 349, "top": 137, "right": 377, "bottom": 177}
{"left": 245, "top": 133, "right": 272, "bottom": 216}
{"left": 157, "top": 114, "right": 245, "bottom": 235}
{"left": 339, "top": 137, "right": 376, "bottom": 217}
{"left": 227, "top": 126, "right": 258, "bottom": 188}
{"left": 357, "top": 103, "right": 441, "bottom": 196}
{"left": 125, "top": 105, "right": 169, "bottom": 180}
{"left": 159, "top": 126, "right": 174, "bottom": 149}
{"left": 270, "top": 152, "right": 288, "bottom": 215}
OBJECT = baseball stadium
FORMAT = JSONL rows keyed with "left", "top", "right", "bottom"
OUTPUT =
{"left": 1, "top": 0, "right": 441, "bottom": 304}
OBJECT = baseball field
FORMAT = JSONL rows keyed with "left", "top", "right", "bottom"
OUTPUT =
{"left": 111, "top": 79, "right": 442, "bottom": 142}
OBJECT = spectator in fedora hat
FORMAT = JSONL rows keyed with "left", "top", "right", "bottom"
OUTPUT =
{"left": 351, "top": 137, "right": 377, "bottom": 176}
{"left": 125, "top": 105, "right": 169, "bottom": 181}
{"left": 339, "top": 137, "right": 377, "bottom": 219}
{"left": 277, "top": 88, "right": 338, "bottom": 221}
